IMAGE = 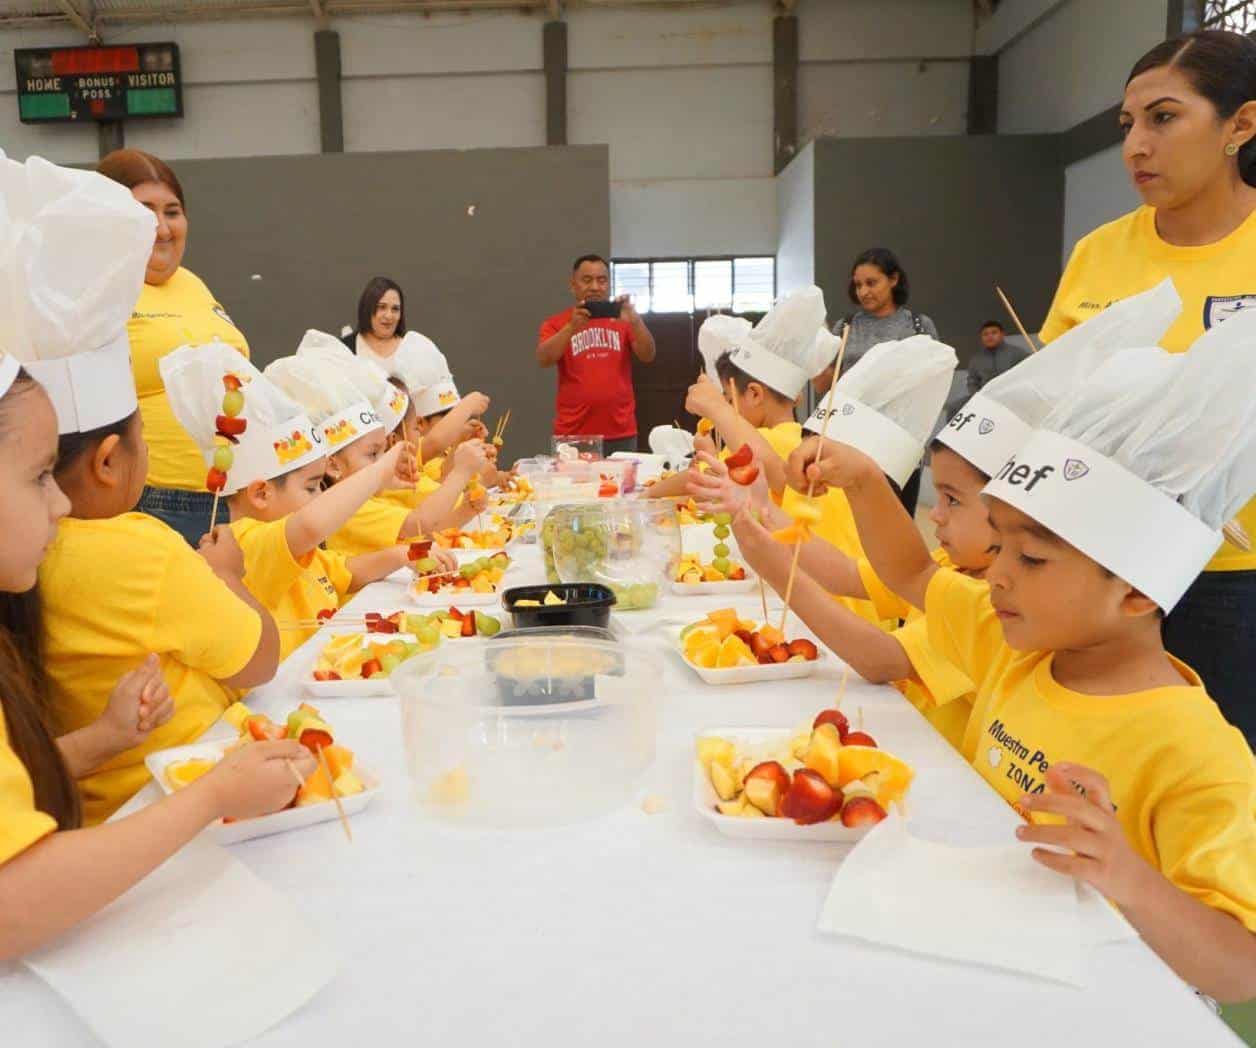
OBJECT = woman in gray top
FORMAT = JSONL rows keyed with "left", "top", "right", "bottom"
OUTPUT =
{"left": 811, "top": 247, "right": 938, "bottom": 516}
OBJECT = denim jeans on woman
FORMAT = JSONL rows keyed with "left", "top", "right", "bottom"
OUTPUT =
{"left": 136, "top": 486, "right": 217, "bottom": 548}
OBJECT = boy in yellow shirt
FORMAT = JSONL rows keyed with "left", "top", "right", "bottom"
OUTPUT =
{"left": 791, "top": 313, "right": 1256, "bottom": 1003}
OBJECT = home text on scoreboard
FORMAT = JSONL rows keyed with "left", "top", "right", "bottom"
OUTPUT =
{"left": 15, "top": 43, "right": 183, "bottom": 123}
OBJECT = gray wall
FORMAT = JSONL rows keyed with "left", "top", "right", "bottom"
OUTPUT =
{"left": 173, "top": 145, "right": 611, "bottom": 459}
{"left": 810, "top": 135, "right": 1064, "bottom": 368}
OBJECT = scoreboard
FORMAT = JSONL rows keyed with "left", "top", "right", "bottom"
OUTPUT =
{"left": 15, "top": 43, "right": 183, "bottom": 123}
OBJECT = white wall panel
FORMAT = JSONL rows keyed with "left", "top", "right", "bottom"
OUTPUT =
{"left": 611, "top": 177, "right": 776, "bottom": 258}
{"left": 1062, "top": 143, "right": 1138, "bottom": 263}
{"left": 796, "top": 0, "right": 973, "bottom": 61}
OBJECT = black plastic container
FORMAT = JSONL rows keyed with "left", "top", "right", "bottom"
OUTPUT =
{"left": 502, "top": 583, "right": 616, "bottom": 630}
{"left": 486, "top": 625, "right": 625, "bottom": 706}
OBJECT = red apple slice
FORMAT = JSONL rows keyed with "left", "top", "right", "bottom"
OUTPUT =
{"left": 743, "top": 761, "right": 790, "bottom": 816}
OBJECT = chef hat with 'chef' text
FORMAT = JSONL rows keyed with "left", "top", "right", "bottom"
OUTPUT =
{"left": 984, "top": 307, "right": 1256, "bottom": 611}
{"left": 297, "top": 329, "right": 408, "bottom": 435}
{"left": 936, "top": 279, "right": 1181, "bottom": 477}
{"left": 265, "top": 346, "right": 379, "bottom": 456}
{"left": 0, "top": 151, "right": 154, "bottom": 434}
{"left": 387, "top": 331, "right": 459, "bottom": 418}
{"left": 161, "top": 341, "right": 324, "bottom": 495}
{"left": 805, "top": 335, "right": 958, "bottom": 488}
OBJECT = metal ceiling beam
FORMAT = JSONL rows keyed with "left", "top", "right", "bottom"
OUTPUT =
{"left": 55, "top": 0, "right": 98, "bottom": 39}
{"left": 309, "top": 0, "right": 326, "bottom": 27}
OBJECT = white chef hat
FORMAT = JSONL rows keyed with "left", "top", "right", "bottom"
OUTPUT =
{"left": 265, "top": 343, "right": 379, "bottom": 457}
{"left": 937, "top": 280, "right": 1181, "bottom": 477}
{"left": 698, "top": 288, "right": 838, "bottom": 400}
{"left": 985, "top": 308, "right": 1256, "bottom": 611}
{"left": 296, "top": 329, "right": 408, "bottom": 436}
{"left": 160, "top": 341, "right": 324, "bottom": 495}
{"left": 0, "top": 151, "right": 154, "bottom": 434}
{"left": 388, "top": 331, "right": 459, "bottom": 418}
{"left": 805, "top": 334, "right": 958, "bottom": 487}
{"left": 648, "top": 424, "right": 695, "bottom": 471}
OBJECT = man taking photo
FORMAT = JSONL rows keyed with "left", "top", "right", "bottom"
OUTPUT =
{"left": 537, "top": 254, "right": 656, "bottom": 455}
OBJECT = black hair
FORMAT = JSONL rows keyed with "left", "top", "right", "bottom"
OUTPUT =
{"left": 1126, "top": 29, "right": 1256, "bottom": 187}
{"left": 714, "top": 352, "right": 792, "bottom": 403}
{"left": 355, "top": 277, "right": 407, "bottom": 340}
{"left": 980, "top": 320, "right": 1004, "bottom": 332}
{"left": 572, "top": 254, "right": 609, "bottom": 273}
{"left": 848, "top": 248, "right": 909, "bottom": 307}
{"left": 53, "top": 411, "right": 139, "bottom": 479}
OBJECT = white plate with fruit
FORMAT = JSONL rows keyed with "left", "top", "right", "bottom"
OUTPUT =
{"left": 676, "top": 608, "right": 825, "bottom": 685}
{"left": 693, "top": 714, "right": 913, "bottom": 841}
{"left": 145, "top": 703, "right": 379, "bottom": 845}
{"left": 668, "top": 552, "right": 757, "bottom": 596}
{"left": 408, "top": 551, "right": 514, "bottom": 608}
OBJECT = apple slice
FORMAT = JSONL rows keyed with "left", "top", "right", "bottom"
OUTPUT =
{"left": 840, "top": 795, "right": 887, "bottom": 827}
{"left": 780, "top": 769, "right": 843, "bottom": 825}
{"left": 742, "top": 760, "right": 790, "bottom": 816}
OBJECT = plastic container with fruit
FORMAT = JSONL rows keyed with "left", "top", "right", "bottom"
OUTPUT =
{"left": 503, "top": 582, "right": 616, "bottom": 631}
{"left": 676, "top": 608, "right": 827, "bottom": 685}
{"left": 548, "top": 499, "right": 677, "bottom": 611}
{"left": 393, "top": 632, "right": 660, "bottom": 828}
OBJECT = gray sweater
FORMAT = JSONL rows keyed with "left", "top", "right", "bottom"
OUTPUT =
{"left": 832, "top": 307, "right": 940, "bottom": 376}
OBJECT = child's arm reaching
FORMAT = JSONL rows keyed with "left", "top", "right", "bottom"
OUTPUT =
{"left": 0, "top": 740, "right": 315, "bottom": 962}
{"left": 287, "top": 441, "right": 417, "bottom": 558}
{"left": 404, "top": 439, "right": 490, "bottom": 537}
{"left": 684, "top": 375, "right": 791, "bottom": 495}
{"left": 56, "top": 655, "right": 174, "bottom": 778}
{"left": 787, "top": 436, "right": 936, "bottom": 611}
{"left": 346, "top": 544, "right": 456, "bottom": 594}
{"left": 418, "top": 392, "right": 490, "bottom": 462}
{"left": 1019, "top": 764, "right": 1256, "bottom": 1003}
{"left": 733, "top": 506, "right": 913, "bottom": 682}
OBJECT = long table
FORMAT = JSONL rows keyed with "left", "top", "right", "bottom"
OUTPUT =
{"left": 2, "top": 544, "right": 1243, "bottom": 1046}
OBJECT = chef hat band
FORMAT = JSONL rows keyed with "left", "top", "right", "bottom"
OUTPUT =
{"left": 23, "top": 334, "right": 136, "bottom": 434}
{"left": 293, "top": 329, "right": 406, "bottom": 436}
{"left": 723, "top": 343, "right": 809, "bottom": 399}
{"left": 0, "top": 353, "right": 20, "bottom": 399}
{"left": 412, "top": 378, "right": 460, "bottom": 418}
{"left": 265, "top": 349, "right": 380, "bottom": 455}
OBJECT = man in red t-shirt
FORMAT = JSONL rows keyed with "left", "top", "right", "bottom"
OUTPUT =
{"left": 537, "top": 254, "right": 656, "bottom": 454}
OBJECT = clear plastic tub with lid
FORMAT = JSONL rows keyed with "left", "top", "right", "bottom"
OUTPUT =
{"left": 548, "top": 499, "right": 679, "bottom": 609}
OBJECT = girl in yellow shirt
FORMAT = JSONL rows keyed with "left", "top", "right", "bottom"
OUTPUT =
{"left": 1039, "top": 30, "right": 1256, "bottom": 741}
{"left": 0, "top": 361, "right": 315, "bottom": 960}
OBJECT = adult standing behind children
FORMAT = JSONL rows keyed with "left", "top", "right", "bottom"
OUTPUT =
{"left": 967, "top": 320, "right": 1030, "bottom": 394}
{"left": 344, "top": 276, "right": 407, "bottom": 370}
{"left": 1039, "top": 29, "right": 1256, "bottom": 743}
{"left": 536, "top": 254, "right": 657, "bottom": 456}
{"left": 97, "top": 150, "right": 252, "bottom": 548}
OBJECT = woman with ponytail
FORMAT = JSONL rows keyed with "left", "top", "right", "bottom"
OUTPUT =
{"left": 1039, "top": 29, "right": 1256, "bottom": 744}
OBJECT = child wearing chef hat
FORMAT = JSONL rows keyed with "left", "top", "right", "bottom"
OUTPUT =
{"left": 284, "top": 331, "right": 491, "bottom": 559}
{"left": 0, "top": 152, "right": 285, "bottom": 824}
{"left": 793, "top": 314, "right": 1256, "bottom": 1002}
{"left": 707, "top": 282, "right": 1182, "bottom": 752}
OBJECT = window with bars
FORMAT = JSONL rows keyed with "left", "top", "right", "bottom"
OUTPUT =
{"left": 609, "top": 257, "right": 776, "bottom": 315}
{"left": 1203, "top": 0, "right": 1256, "bottom": 32}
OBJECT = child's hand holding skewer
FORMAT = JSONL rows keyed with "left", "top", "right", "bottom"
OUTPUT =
{"left": 686, "top": 451, "right": 770, "bottom": 517}
{"left": 197, "top": 524, "right": 246, "bottom": 580}
{"left": 785, "top": 436, "right": 876, "bottom": 496}
{"left": 98, "top": 654, "right": 175, "bottom": 753}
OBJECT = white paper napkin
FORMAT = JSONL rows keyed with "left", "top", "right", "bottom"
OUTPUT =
{"left": 817, "top": 811, "right": 1088, "bottom": 986}
{"left": 24, "top": 837, "right": 339, "bottom": 1048}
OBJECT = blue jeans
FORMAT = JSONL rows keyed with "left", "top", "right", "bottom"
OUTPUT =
{"left": 1163, "top": 569, "right": 1256, "bottom": 747}
{"left": 136, "top": 486, "right": 218, "bottom": 548}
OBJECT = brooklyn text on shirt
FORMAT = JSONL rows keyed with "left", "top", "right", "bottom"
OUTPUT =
{"left": 570, "top": 326, "right": 623, "bottom": 358}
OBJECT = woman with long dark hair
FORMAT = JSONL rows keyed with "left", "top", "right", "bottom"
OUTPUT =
{"left": 1040, "top": 29, "right": 1256, "bottom": 744}
{"left": 344, "top": 276, "right": 408, "bottom": 370}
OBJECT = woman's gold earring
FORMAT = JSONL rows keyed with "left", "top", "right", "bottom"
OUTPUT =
{"left": 1225, "top": 143, "right": 1240, "bottom": 156}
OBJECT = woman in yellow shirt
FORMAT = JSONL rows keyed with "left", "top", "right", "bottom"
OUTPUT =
{"left": 0, "top": 359, "right": 313, "bottom": 960}
{"left": 97, "top": 149, "right": 252, "bottom": 547}
{"left": 1039, "top": 30, "right": 1256, "bottom": 742}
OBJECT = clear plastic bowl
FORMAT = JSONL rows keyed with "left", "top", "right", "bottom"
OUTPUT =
{"left": 394, "top": 633, "right": 660, "bottom": 827}
{"left": 548, "top": 499, "right": 678, "bottom": 610}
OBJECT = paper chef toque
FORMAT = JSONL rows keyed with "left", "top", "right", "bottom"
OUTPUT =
{"left": 265, "top": 349, "right": 379, "bottom": 457}
{"left": 0, "top": 151, "right": 155, "bottom": 434}
{"left": 698, "top": 288, "right": 839, "bottom": 400}
{"left": 984, "top": 307, "right": 1256, "bottom": 611}
{"left": 387, "top": 331, "right": 459, "bottom": 418}
{"left": 160, "top": 341, "right": 324, "bottom": 495}
{"left": 936, "top": 280, "right": 1182, "bottom": 477}
{"left": 805, "top": 335, "right": 958, "bottom": 488}
{"left": 648, "top": 424, "right": 695, "bottom": 471}
{"left": 297, "top": 329, "right": 408, "bottom": 436}
{"left": 0, "top": 350, "right": 19, "bottom": 399}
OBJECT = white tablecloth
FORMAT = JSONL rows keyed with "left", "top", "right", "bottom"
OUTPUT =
{"left": 1, "top": 545, "right": 1241, "bottom": 1047}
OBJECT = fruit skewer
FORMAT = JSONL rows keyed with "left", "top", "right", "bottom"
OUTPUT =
{"left": 316, "top": 744, "right": 353, "bottom": 843}
{"left": 725, "top": 377, "right": 771, "bottom": 625}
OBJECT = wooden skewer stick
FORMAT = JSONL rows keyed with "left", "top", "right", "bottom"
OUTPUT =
{"left": 209, "top": 491, "right": 221, "bottom": 532}
{"left": 725, "top": 375, "right": 771, "bottom": 623}
{"left": 498, "top": 409, "right": 512, "bottom": 444}
{"left": 835, "top": 665, "right": 850, "bottom": 708}
{"left": 284, "top": 759, "right": 307, "bottom": 790}
{"left": 995, "top": 285, "right": 1039, "bottom": 353}
{"left": 778, "top": 326, "right": 850, "bottom": 635}
{"left": 1223, "top": 519, "right": 1252, "bottom": 552}
{"left": 317, "top": 745, "right": 353, "bottom": 844}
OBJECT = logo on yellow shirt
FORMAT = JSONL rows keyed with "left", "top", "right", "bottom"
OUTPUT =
{"left": 212, "top": 303, "right": 237, "bottom": 327}
{"left": 1204, "top": 294, "right": 1255, "bottom": 330}
{"left": 274, "top": 429, "right": 314, "bottom": 464}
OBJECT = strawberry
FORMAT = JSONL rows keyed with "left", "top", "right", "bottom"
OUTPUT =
{"left": 215, "top": 414, "right": 248, "bottom": 437}
{"left": 840, "top": 796, "right": 887, "bottom": 827}
{"left": 222, "top": 374, "right": 243, "bottom": 392}
{"left": 813, "top": 709, "right": 850, "bottom": 737}
{"left": 205, "top": 467, "right": 228, "bottom": 493}
{"left": 299, "top": 727, "right": 333, "bottom": 753}
{"left": 372, "top": 619, "right": 399, "bottom": 634}
{"left": 448, "top": 607, "right": 465, "bottom": 621}
{"left": 780, "top": 769, "right": 843, "bottom": 825}
{"left": 728, "top": 565, "right": 747, "bottom": 581}
{"left": 843, "top": 731, "right": 878, "bottom": 748}
{"left": 748, "top": 632, "right": 772, "bottom": 660}
{"left": 787, "top": 638, "right": 819, "bottom": 661}
{"left": 598, "top": 483, "right": 618, "bottom": 498}
{"left": 246, "top": 715, "right": 285, "bottom": 742}
{"left": 312, "top": 669, "right": 342, "bottom": 682}
{"left": 360, "top": 658, "right": 382, "bottom": 680}
{"left": 743, "top": 761, "right": 791, "bottom": 817}
{"left": 768, "top": 643, "right": 790, "bottom": 663}
{"left": 734, "top": 628, "right": 755, "bottom": 647}
{"left": 728, "top": 463, "right": 760, "bottom": 487}
{"left": 724, "top": 443, "right": 753, "bottom": 469}
{"left": 460, "top": 614, "right": 476, "bottom": 637}
{"left": 407, "top": 540, "right": 433, "bottom": 561}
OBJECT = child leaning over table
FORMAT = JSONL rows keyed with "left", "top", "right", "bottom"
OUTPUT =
{"left": 689, "top": 280, "right": 1184, "bottom": 753}
{"left": 161, "top": 343, "right": 450, "bottom": 663}
{"left": 786, "top": 317, "right": 1256, "bottom": 1003}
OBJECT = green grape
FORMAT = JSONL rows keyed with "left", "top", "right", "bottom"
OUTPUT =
{"left": 712, "top": 557, "right": 732, "bottom": 575}
{"left": 212, "top": 445, "right": 234, "bottom": 472}
{"left": 379, "top": 653, "right": 401, "bottom": 675}
{"left": 713, "top": 512, "right": 732, "bottom": 526}
{"left": 713, "top": 524, "right": 731, "bottom": 540}
{"left": 712, "top": 543, "right": 730, "bottom": 558}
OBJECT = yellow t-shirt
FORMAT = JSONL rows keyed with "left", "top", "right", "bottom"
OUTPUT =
{"left": 1040, "top": 205, "right": 1256, "bottom": 571}
{"left": 0, "top": 708, "right": 57, "bottom": 865}
{"left": 326, "top": 496, "right": 412, "bottom": 558}
{"left": 378, "top": 454, "right": 443, "bottom": 511}
{"left": 130, "top": 267, "right": 251, "bottom": 491}
{"left": 39, "top": 514, "right": 262, "bottom": 825}
{"left": 925, "top": 568, "right": 1256, "bottom": 930}
{"left": 857, "top": 547, "right": 955, "bottom": 624}
{"left": 232, "top": 517, "right": 354, "bottom": 662}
